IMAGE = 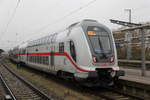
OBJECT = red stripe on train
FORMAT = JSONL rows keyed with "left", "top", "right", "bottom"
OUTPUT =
{"left": 16, "top": 52, "right": 91, "bottom": 72}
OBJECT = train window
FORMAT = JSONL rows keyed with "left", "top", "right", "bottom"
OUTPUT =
{"left": 29, "top": 55, "right": 31, "bottom": 62}
{"left": 43, "top": 56, "right": 46, "bottom": 64}
{"left": 36, "top": 56, "right": 38, "bottom": 63}
{"left": 36, "top": 49, "right": 38, "bottom": 51}
{"left": 32, "top": 56, "right": 34, "bottom": 62}
{"left": 33, "top": 56, "right": 35, "bottom": 63}
{"left": 34, "top": 56, "right": 36, "bottom": 63}
{"left": 29, "top": 56, "right": 32, "bottom": 62}
{"left": 35, "top": 56, "right": 37, "bottom": 63}
{"left": 59, "top": 42, "right": 64, "bottom": 53}
{"left": 31, "top": 56, "right": 33, "bottom": 62}
{"left": 30, "top": 56, "right": 32, "bottom": 62}
{"left": 31, "top": 56, "right": 32, "bottom": 62}
{"left": 70, "top": 41, "right": 76, "bottom": 62}
{"left": 43, "top": 56, "right": 48, "bottom": 65}
{"left": 22, "top": 49, "right": 26, "bottom": 54}
{"left": 30, "top": 56, "right": 31, "bottom": 62}
{"left": 42, "top": 56, "right": 44, "bottom": 64}
{"left": 39, "top": 56, "right": 42, "bottom": 64}
{"left": 37, "top": 56, "right": 39, "bottom": 63}
{"left": 44, "top": 56, "right": 46, "bottom": 64}
{"left": 43, "top": 56, "right": 45, "bottom": 64}
{"left": 41, "top": 56, "right": 43, "bottom": 64}
{"left": 87, "top": 26, "right": 112, "bottom": 54}
{"left": 27, "top": 53, "right": 29, "bottom": 61}
{"left": 89, "top": 36, "right": 111, "bottom": 54}
{"left": 37, "top": 56, "right": 40, "bottom": 64}
{"left": 46, "top": 56, "right": 49, "bottom": 65}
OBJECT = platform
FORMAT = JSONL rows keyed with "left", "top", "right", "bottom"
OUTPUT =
{"left": 118, "top": 59, "right": 150, "bottom": 70}
{"left": 120, "top": 67, "right": 150, "bottom": 85}
{"left": 118, "top": 59, "right": 150, "bottom": 64}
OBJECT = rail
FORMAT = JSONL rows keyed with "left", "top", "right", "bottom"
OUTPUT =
{"left": 0, "top": 73, "right": 16, "bottom": 100}
{"left": 0, "top": 62, "right": 52, "bottom": 100}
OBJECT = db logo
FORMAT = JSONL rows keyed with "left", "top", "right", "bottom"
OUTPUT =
{"left": 100, "top": 63, "right": 108, "bottom": 66}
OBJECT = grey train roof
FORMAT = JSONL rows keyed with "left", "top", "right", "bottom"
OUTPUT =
{"left": 27, "top": 19, "right": 106, "bottom": 47}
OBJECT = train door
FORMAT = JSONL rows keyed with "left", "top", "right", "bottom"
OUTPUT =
{"left": 23, "top": 49, "right": 26, "bottom": 62}
{"left": 50, "top": 45, "right": 55, "bottom": 71}
{"left": 59, "top": 42, "right": 65, "bottom": 67}
{"left": 64, "top": 40, "right": 76, "bottom": 72}
{"left": 26, "top": 48, "right": 29, "bottom": 64}
{"left": 70, "top": 41, "right": 76, "bottom": 62}
{"left": 26, "top": 48, "right": 28, "bottom": 63}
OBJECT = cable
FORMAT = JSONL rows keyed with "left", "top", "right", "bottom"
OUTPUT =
{"left": 25, "top": 0, "right": 97, "bottom": 42}
{"left": 0, "top": 0, "right": 21, "bottom": 40}
{"left": 39, "top": 0, "right": 96, "bottom": 32}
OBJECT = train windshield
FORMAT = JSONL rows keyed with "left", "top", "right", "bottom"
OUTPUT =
{"left": 87, "top": 26, "right": 111, "bottom": 54}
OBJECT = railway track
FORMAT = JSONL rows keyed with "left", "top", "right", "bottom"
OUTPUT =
{"left": 0, "top": 77, "right": 5, "bottom": 99}
{"left": 2, "top": 58, "right": 148, "bottom": 100}
{"left": 82, "top": 86, "right": 143, "bottom": 100}
{"left": 97, "top": 90, "right": 136, "bottom": 100}
{"left": 98, "top": 87, "right": 144, "bottom": 100}
{"left": 0, "top": 61, "right": 52, "bottom": 100}
{"left": 0, "top": 73, "right": 16, "bottom": 100}
{"left": 17, "top": 66, "right": 143, "bottom": 100}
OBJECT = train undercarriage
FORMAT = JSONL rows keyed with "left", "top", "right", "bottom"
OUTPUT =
{"left": 73, "top": 68, "right": 125, "bottom": 87}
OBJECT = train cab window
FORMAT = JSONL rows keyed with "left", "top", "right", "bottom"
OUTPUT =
{"left": 87, "top": 26, "right": 111, "bottom": 54}
{"left": 70, "top": 41, "right": 76, "bottom": 62}
{"left": 59, "top": 42, "right": 64, "bottom": 53}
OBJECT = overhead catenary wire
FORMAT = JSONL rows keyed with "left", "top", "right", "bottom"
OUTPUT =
{"left": 34, "top": 0, "right": 97, "bottom": 33}
{"left": 0, "top": 0, "right": 21, "bottom": 41}
{"left": 25, "top": 0, "right": 97, "bottom": 42}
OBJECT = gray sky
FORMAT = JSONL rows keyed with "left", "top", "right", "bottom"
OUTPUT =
{"left": 0, "top": 0, "right": 150, "bottom": 50}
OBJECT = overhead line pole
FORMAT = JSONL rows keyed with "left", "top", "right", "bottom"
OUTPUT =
{"left": 125, "top": 9, "right": 132, "bottom": 60}
{"left": 141, "top": 29, "right": 146, "bottom": 76}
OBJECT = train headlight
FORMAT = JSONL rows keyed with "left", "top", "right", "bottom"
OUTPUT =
{"left": 110, "top": 70, "right": 116, "bottom": 77}
{"left": 109, "top": 56, "right": 115, "bottom": 63}
{"left": 92, "top": 57, "right": 97, "bottom": 63}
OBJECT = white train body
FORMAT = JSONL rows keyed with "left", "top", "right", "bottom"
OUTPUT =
{"left": 10, "top": 19, "right": 124, "bottom": 86}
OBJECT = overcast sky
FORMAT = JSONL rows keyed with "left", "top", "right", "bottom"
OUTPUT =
{"left": 0, "top": 0, "right": 150, "bottom": 50}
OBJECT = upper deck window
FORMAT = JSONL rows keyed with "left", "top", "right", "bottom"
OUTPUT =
{"left": 59, "top": 42, "right": 64, "bottom": 53}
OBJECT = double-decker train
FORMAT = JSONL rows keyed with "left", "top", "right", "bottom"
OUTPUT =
{"left": 9, "top": 19, "right": 124, "bottom": 86}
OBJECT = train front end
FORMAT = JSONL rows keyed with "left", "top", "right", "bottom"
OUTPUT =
{"left": 73, "top": 20, "right": 125, "bottom": 86}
